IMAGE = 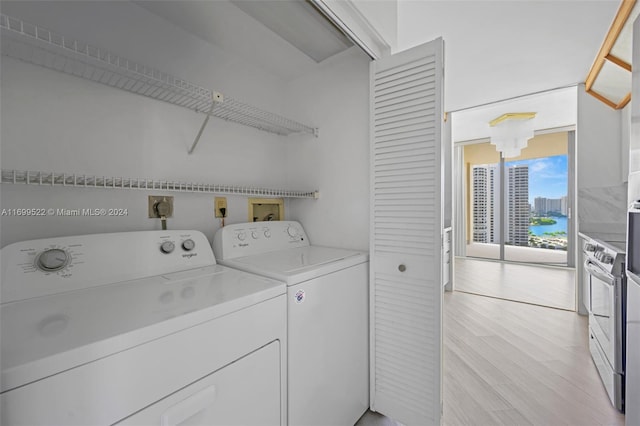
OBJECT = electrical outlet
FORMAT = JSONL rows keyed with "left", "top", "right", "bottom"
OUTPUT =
{"left": 148, "top": 196, "right": 174, "bottom": 218}
{"left": 215, "top": 197, "right": 227, "bottom": 218}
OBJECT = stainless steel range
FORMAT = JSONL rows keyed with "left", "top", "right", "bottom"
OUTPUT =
{"left": 582, "top": 237, "right": 626, "bottom": 412}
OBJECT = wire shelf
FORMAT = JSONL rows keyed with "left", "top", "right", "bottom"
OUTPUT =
{"left": 0, "top": 14, "right": 317, "bottom": 138}
{"left": 1, "top": 170, "right": 320, "bottom": 199}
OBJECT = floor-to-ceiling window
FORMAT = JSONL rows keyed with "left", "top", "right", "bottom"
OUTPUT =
{"left": 504, "top": 153, "right": 568, "bottom": 264}
{"left": 464, "top": 132, "right": 570, "bottom": 266}
{"left": 466, "top": 144, "right": 501, "bottom": 260}
{"left": 456, "top": 131, "right": 574, "bottom": 310}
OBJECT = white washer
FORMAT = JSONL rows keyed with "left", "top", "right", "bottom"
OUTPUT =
{"left": 213, "top": 221, "right": 369, "bottom": 426}
{"left": 1, "top": 230, "right": 287, "bottom": 425}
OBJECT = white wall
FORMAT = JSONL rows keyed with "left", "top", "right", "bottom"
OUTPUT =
{"left": 630, "top": 18, "right": 640, "bottom": 204}
{"left": 0, "top": 1, "right": 310, "bottom": 247}
{"left": 622, "top": 103, "right": 631, "bottom": 183}
{"left": 629, "top": 15, "right": 640, "bottom": 205}
{"left": 284, "top": 48, "right": 370, "bottom": 251}
{"left": 577, "top": 83, "right": 627, "bottom": 236}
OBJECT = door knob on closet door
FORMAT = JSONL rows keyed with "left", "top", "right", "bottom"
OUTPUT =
{"left": 398, "top": 264, "right": 406, "bottom": 272}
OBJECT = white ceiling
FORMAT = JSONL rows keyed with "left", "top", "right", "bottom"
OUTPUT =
{"left": 137, "top": 0, "right": 619, "bottom": 114}
{"left": 396, "top": 0, "right": 621, "bottom": 112}
{"left": 451, "top": 86, "right": 577, "bottom": 143}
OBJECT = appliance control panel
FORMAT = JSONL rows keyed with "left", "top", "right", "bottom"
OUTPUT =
{"left": 583, "top": 237, "right": 626, "bottom": 276}
{"left": 1, "top": 231, "right": 216, "bottom": 303}
{"left": 213, "top": 221, "right": 310, "bottom": 259}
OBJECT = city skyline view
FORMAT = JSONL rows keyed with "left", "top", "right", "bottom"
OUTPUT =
{"left": 507, "top": 154, "right": 568, "bottom": 206}
{"left": 471, "top": 163, "right": 529, "bottom": 246}
{"left": 471, "top": 154, "right": 569, "bottom": 252}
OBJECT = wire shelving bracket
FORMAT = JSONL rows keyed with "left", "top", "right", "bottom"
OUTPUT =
{"left": 1, "top": 170, "right": 320, "bottom": 199}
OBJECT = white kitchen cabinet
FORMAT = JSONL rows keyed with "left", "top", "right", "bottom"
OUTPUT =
{"left": 626, "top": 274, "right": 640, "bottom": 426}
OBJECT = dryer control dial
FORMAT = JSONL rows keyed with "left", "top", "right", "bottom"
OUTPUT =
{"left": 287, "top": 226, "right": 298, "bottom": 237}
{"left": 36, "top": 248, "right": 69, "bottom": 272}
{"left": 160, "top": 241, "right": 175, "bottom": 254}
{"left": 182, "top": 239, "right": 195, "bottom": 251}
{"left": 264, "top": 230, "right": 271, "bottom": 238}
{"left": 238, "top": 232, "right": 246, "bottom": 241}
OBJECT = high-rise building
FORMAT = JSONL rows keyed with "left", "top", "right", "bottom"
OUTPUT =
{"left": 534, "top": 196, "right": 566, "bottom": 216}
{"left": 534, "top": 197, "right": 545, "bottom": 216}
{"left": 472, "top": 164, "right": 528, "bottom": 246}
{"left": 472, "top": 166, "right": 488, "bottom": 243}
{"left": 507, "top": 165, "right": 529, "bottom": 246}
{"left": 561, "top": 195, "right": 568, "bottom": 216}
{"left": 548, "top": 198, "right": 562, "bottom": 214}
{"left": 488, "top": 166, "right": 501, "bottom": 243}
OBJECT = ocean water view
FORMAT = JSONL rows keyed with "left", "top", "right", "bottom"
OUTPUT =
{"left": 529, "top": 216, "right": 568, "bottom": 236}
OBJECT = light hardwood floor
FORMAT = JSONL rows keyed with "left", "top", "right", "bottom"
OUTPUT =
{"left": 454, "top": 257, "right": 576, "bottom": 311}
{"left": 442, "top": 291, "right": 623, "bottom": 426}
{"left": 358, "top": 279, "right": 623, "bottom": 425}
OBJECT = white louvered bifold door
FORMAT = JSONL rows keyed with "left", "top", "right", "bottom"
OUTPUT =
{"left": 370, "top": 38, "right": 444, "bottom": 426}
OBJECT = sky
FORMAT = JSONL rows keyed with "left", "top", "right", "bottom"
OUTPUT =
{"left": 507, "top": 155, "right": 568, "bottom": 204}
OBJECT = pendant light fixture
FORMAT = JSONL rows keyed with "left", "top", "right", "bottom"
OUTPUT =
{"left": 489, "top": 112, "right": 537, "bottom": 158}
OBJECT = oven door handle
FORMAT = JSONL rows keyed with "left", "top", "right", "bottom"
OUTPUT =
{"left": 585, "top": 260, "right": 615, "bottom": 286}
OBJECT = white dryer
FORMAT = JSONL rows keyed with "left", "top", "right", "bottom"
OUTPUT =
{"left": 1, "top": 230, "right": 287, "bottom": 425}
{"left": 213, "top": 221, "right": 369, "bottom": 426}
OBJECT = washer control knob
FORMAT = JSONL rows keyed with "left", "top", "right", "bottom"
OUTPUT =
{"left": 238, "top": 232, "right": 246, "bottom": 241}
{"left": 264, "top": 230, "right": 271, "bottom": 238}
{"left": 585, "top": 243, "right": 597, "bottom": 252}
{"left": 36, "top": 248, "right": 69, "bottom": 271}
{"left": 251, "top": 231, "right": 258, "bottom": 239}
{"left": 182, "top": 239, "right": 195, "bottom": 251}
{"left": 287, "top": 226, "right": 298, "bottom": 237}
{"left": 160, "top": 241, "right": 175, "bottom": 254}
{"left": 602, "top": 254, "right": 614, "bottom": 264}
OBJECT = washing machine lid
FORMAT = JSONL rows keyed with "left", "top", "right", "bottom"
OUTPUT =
{"left": 220, "top": 246, "right": 368, "bottom": 285}
{"left": 0, "top": 265, "right": 285, "bottom": 392}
